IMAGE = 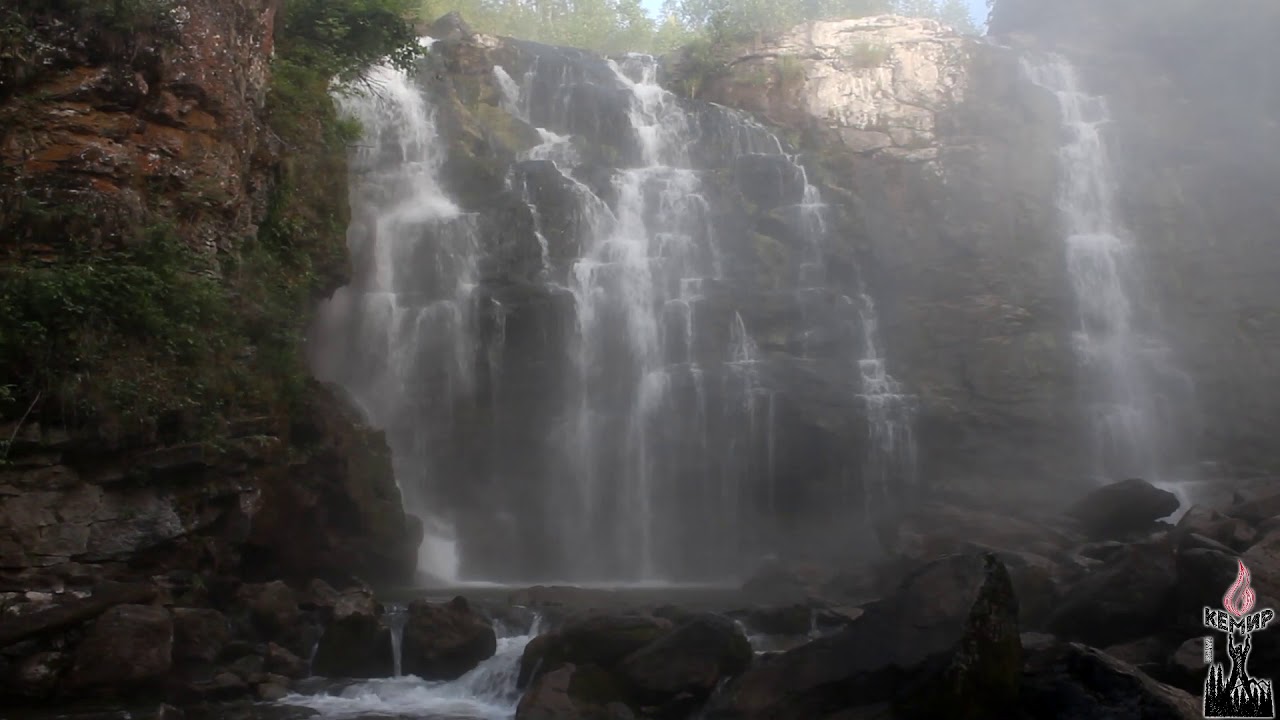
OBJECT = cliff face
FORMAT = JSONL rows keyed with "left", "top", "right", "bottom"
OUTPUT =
{"left": 665, "top": 6, "right": 1280, "bottom": 497}
{"left": 314, "top": 4, "right": 1280, "bottom": 582}
{"left": 668, "top": 16, "right": 1083, "bottom": 498}
{"left": 0, "top": 0, "right": 419, "bottom": 591}
{"left": 990, "top": 0, "right": 1280, "bottom": 475}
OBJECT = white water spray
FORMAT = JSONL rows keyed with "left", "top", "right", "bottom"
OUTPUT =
{"left": 1023, "top": 55, "right": 1195, "bottom": 487}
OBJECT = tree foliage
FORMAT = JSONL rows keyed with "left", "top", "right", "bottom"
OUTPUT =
{"left": 417, "top": 0, "right": 979, "bottom": 54}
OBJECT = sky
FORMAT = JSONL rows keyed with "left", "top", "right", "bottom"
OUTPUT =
{"left": 638, "top": 0, "right": 988, "bottom": 28}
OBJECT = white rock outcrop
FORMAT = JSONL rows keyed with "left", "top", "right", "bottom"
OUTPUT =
{"left": 755, "top": 15, "right": 972, "bottom": 160}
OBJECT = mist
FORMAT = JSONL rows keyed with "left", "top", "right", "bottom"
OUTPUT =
{"left": 3, "top": 0, "right": 1279, "bottom": 717}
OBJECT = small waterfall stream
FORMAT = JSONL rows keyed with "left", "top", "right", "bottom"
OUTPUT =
{"left": 385, "top": 603, "right": 409, "bottom": 678}
{"left": 282, "top": 616, "right": 544, "bottom": 720}
{"left": 1023, "top": 55, "right": 1197, "bottom": 492}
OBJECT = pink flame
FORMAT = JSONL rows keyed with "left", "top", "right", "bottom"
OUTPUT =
{"left": 1223, "top": 559, "right": 1257, "bottom": 618}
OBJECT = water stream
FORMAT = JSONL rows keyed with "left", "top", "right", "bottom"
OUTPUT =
{"left": 281, "top": 617, "right": 543, "bottom": 720}
{"left": 1023, "top": 55, "right": 1197, "bottom": 495}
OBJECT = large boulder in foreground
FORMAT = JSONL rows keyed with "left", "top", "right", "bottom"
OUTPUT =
{"left": 516, "top": 611, "right": 751, "bottom": 720}
{"left": 69, "top": 604, "right": 174, "bottom": 692}
{"left": 518, "top": 613, "right": 673, "bottom": 689}
{"left": 1065, "top": 478, "right": 1179, "bottom": 539}
{"left": 1047, "top": 539, "right": 1176, "bottom": 646}
{"left": 311, "top": 588, "right": 392, "bottom": 679}
{"left": 618, "top": 614, "right": 753, "bottom": 714}
{"left": 705, "top": 553, "right": 1022, "bottom": 720}
{"left": 402, "top": 596, "right": 496, "bottom": 680}
{"left": 1019, "top": 638, "right": 1201, "bottom": 719}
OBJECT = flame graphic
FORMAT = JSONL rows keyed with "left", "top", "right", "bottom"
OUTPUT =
{"left": 1223, "top": 559, "right": 1257, "bottom": 618}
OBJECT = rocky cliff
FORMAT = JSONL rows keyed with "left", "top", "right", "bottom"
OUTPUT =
{"left": 663, "top": 5, "right": 1280, "bottom": 499}
{"left": 990, "top": 0, "right": 1280, "bottom": 476}
{"left": 665, "top": 15, "right": 1080, "bottom": 499}
{"left": 0, "top": 0, "right": 419, "bottom": 599}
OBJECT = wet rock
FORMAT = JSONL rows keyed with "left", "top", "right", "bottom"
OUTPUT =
{"left": 1171, "top": 547, "right": 1248, "bottom": 633}
{"left": 1064, "top": 478, "right": 1180, "bottom": 539}
{"left": 1164, "top": 637, "right": 1208, "bottom": 691}
{"left": 1242, "top": 527, "right": 1280, "bottom": 600}
{"left": 10, "top": 650, "right": 69, "bottom": 697}
{"left": 515, "top": 664, "right": 591, "bottom": 720}
{"left": 238, "top": 581, "right": 300, "bottom": 637}
{"left": 229, "top": 653, "right": 265, "bottom": 679}
{"left": 1103, "top": 635, "right": 1171, "bottom": 677}
{"left": 402, "top": 596, "right": 497, "bottom": 680}
{"left": 1019, "top": 641, "right": 1201, "bottom": 719}
{"left": 1225, "top": 489, "right": 1280, "bottom": 524}
{"left": 1176, "top": 506, "right": 1257, "bottom": 552}
{"left": 729, "top": 604, "right": 813, "bottom": 636}
{"left": 740, "top": 559, "right": 833, "bottom": 603}
{"left": 0, "top": 582, "right": 156, "bottom": 648}
{"left": 265, "top": 642, "right": 307, "bottom": 679}
{"left": 618, "top": 614, "right": 752, "bottom": 711}
{"left": 256, "top": 680, "right": 290, "bottom": 701}
{"left": 172, "top": 608, "right": 230, "bottom": 664}
{"left": 311, "top": 588, "right": 390, "bottom": 679}
{"left": 303, "top": 579, "right": 340, "bottom": 614}
{"left": 518, "top": 612, "right": 673, "bottom": 689}
{"left": 705, "top": 553, "right": 1021, "bottom": 720}
{"left": 1047, "top": 539, "right": 1176, "bottom": 646}
{"left": 70, "top": 604, "right": 174, "bottom": 691}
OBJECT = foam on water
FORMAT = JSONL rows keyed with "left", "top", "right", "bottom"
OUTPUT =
{"left": 280, "top": 622, "right": 540, "bottom": 720}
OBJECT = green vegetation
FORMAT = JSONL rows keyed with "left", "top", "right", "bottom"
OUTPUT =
{"left": 415, "top": 0, "right": 978, "bottom": 55}
{"left": 0, "top": 0, "right": 421, "bottom": 442}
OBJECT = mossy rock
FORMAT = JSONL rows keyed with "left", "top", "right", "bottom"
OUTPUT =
{"left": 517, "top": 613, "right": 673, "bottom": 689}
{"left": 470, "top": 101, "right": 540, "bottom": 155}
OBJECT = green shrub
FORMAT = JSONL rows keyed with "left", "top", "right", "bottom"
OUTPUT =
{"left": 0, "top": 0, "right": 422, "bottom": 441}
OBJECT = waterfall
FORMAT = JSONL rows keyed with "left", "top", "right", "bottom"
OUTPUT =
{"left": 1023, "top": 55, "right": 1196, "bottom": 486}
{"left": 385, "top": 603, "right": 408, "bottom": 678}
{"left": 312, "top": 38, "right": 918, "bottom": 584}
{"left": 308, "top": 53, "right": 472, "bottom": 583}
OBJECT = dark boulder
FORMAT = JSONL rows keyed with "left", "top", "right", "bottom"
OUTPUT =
{"left": 1171, "top": 547, "right": 1248, "bottom": 633}
{"left": 618, "top": 614, "right": 752, "bottom": 711}
{"left": 1224, "top": 488, "right": 1280, "bottom": 524}
{"left": 1176, "top": 505, "right": 1256, "bottom": 552}
{"left": 237, "top": 581, "right": 300, "bottom": 638}
{"left": 1047, "top": 539, "right": 1176, "bottom": 646}
{"left": 518, "top": 613, "right": 672, "bottom": 689}
{"left": 1243, "top": 527, "right": 1280, "bottom": 600}
{"left": 69, "top": 604, "right": 174, "bottom": 692}
{"left": 311, "top": 588, "right": 391, "bottom": 679}
{"left": 402, "top": 596, "right": 497, "bottom": 680}
{"left": 1065, "top": 478, "right": 1180, "bottom": 539}
{"left": 515, "top": 664, "right": 637, "bottom": 720}
{"left": 265, "top": 642, "right": 308, "bottom": 679}
{"left": 705, "top": 553, "right": 1022, "bottom": 720}
{"left": 1018, "top": 641, "right": 1201, "bottom": 719}
{"left": 7, "top": 650, "right": 69, "bottom": 698}
{"left": 172, "top": 608, "right": 230, "bottom": 664}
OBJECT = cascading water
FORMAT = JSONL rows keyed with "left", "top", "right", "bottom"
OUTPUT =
{"left": 308, "top": 55, "right": 475, "bottom": 583}
{"left": 313, "top": 38, "right": 918, "bottom": 583}
{"left": 282, "top": 615, "right": 544, "bottom": 720}
{"left": 1023, "top": 55, "right": 1196, "bottom": 490}
{"left": 385, "top": 603, "right": 408, "bottom": 677}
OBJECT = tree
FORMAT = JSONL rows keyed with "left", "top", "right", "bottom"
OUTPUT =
{"left": 937, "top": 0, "right": 978, "bottom": 33}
